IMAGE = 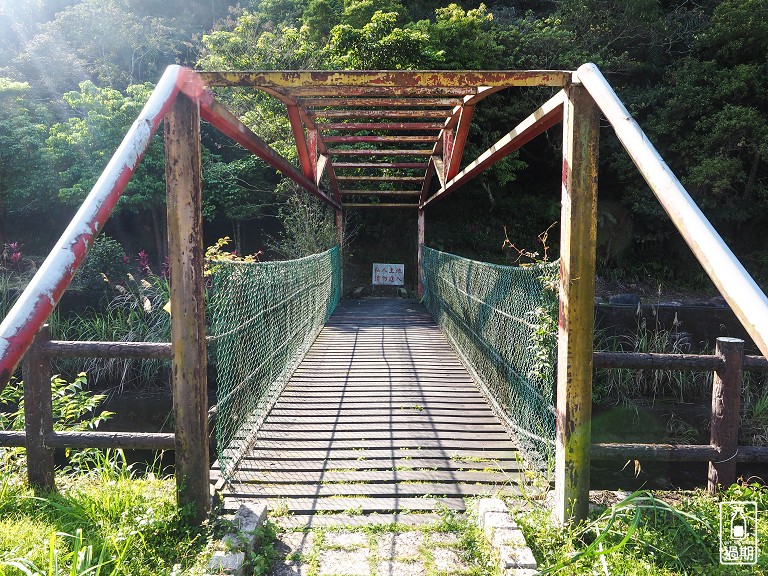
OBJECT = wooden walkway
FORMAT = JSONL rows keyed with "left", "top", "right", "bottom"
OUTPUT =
{"left": 212, "top": 299, "right": 523, "bottom": 526}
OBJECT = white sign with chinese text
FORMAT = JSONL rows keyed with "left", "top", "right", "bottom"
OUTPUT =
{"left": 372, "top": 263, "right": 404, "bottom": 286}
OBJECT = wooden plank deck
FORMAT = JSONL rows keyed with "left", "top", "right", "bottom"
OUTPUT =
{"left": 212, "top": 298, "right": 523, "bottom": 526}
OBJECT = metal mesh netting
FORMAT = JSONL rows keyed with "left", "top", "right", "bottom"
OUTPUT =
{"left": 420, "top": 246, "right": 558, "bottom": 470}
{"left": 208, "top": 245, "right": 342, "bottom": 478}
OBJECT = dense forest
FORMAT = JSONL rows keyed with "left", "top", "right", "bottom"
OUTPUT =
{"left": 0, "top": 0, "right": 766, "bottom": 293}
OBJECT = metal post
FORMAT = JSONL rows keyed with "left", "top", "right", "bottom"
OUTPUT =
{"left": 22, "top": 324, "right": 55, "bottom": 493}
{"left": 708, "top": 337, "right": 744, "bottom": 493}
{"left": 336, "top": 208, "right": 344, "bottom": 247}
{"left": 164, "top": 92, "right": 210, "bottom": 522}
{"left": 417, "top": 209, "right": 425, "bottom": 298}
{"left": 554, "top": 82, "right": 599, "bottom": 525}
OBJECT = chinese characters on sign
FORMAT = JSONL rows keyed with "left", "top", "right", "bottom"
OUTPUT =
{"left": 372, "top": 263, "right": 404, "bottom": 286}
{"left": 719, "top": 501, "right": 759, "bottom": 565}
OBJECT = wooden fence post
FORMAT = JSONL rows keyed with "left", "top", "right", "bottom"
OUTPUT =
{"left": 708, "top": 336, "right": 744, "bottom": 493}
{"left": 554, "top": 81, "right": 599, "bottom": 525}
{"left": 22, "top": 323, "right": 55, "bottom": 493}
{"left": 165, "top": 92, "right": 210, "bottom": 523}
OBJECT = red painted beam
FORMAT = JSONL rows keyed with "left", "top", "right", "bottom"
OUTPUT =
{"left": 301, "top": 97, "right": 463, "bottom": 107}
{"left": 423, "top": 91, "right": 565, "bottom": 208}
{"left": 445, "top": 105, "right": 475, "bottom": 180}
{"left": 319, "top": 122, "right": 444, "bottom": 131}
{"left": 287, "top": 104, "right": 313, "bottom": 178}
{"left": 324, "top": 135, "right": 437, "bottom": 144}
{"left": 310, "top": 109, "right": 449, "bottom": 119}
{"left": 334, "top": 162, "right": 428, "bottom": 169}
{"left": 327, "top": 149, "right": 432, "bottom": 156}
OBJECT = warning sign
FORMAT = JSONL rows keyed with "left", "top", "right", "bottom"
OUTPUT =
{"left": 372, "top": 263, "right": 404, "bottom": 286}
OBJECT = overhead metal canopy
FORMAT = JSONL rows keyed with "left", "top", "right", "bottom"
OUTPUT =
{"left": 197, "top": 70, "right": 572, "bottom": 210}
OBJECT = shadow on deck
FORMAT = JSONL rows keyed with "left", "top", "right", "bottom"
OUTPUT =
{"left": 211, "top": 298, "right": 525, "bottom": 527}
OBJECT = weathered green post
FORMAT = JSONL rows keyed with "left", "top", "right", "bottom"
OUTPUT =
{"left": 554, "top": 79, "right": 599, "bottom": 525}
{"left": 164, "top": 91, "right": 210, "bottom": 523}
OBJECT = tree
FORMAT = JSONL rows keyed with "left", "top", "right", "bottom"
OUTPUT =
{"left": 0, "top": 78, "right": 52, "bottom": 245}
{"left": 45, "top": 81, "right": 168, "bottom": 262}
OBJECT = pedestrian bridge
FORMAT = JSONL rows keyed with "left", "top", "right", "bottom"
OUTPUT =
{"left": 1, "top": 65, "right": 767, "bottom": 528}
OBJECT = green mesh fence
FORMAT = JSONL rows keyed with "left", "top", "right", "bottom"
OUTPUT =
{"left": 420, "top": 246, "right": 559, "bottom": 470}
{"left": 208, "top": 245, "right": 342, "bottom": 478}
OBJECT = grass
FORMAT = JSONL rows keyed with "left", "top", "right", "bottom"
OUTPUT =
{"left": 0, "top": 459, "right": 213, "bottom": 575}
{"left": 514, "top": 483, "right": 768, "bottom": 575}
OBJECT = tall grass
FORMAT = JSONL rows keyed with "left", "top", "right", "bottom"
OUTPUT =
{"left": 52, "top": 275, "right": 171, "bottom": 389}
{"left": 593, "top": 309, "right": 712, "bottom": 405}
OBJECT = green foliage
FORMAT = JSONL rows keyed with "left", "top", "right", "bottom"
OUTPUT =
{"left": 518, "top": 485, "right": 768, "bottom": 575}
{"left": 0, "top": 459, "right": 212, "bottom": 575}
{"left": 0, "top": 372, "right": 113, "bottom": 475}
{"left": 74, "top": 236, "right": 129, "bottom": 294}
{"left": 267, "top": 189, "right": 339, "bottom": 259}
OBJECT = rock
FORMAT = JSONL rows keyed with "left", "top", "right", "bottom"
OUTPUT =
{"left": 207, "top": 551, "right": 245, "bottom": 575}
{"left": 608, "top": 293, "right": 640, "bottom": 306}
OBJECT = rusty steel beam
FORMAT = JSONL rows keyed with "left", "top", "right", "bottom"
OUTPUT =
{"left": 328, "top": 149, "right": 433, "bottom": 156}
{"left": 341, "top": 190, "right": 421, "bottom": 195}
{"left": 308, "top": 129, "right": 318, "bottom": 178}
{"left": 197, "top": 92, "right": 340, "bottom": 210}
{"left": 301, "top": 97, "right": 463, "bottom": 107}
{"left": 422, "top": 91, "right": 565, "bottom": 208}
{"left": 310, "top": 109, "right": 450, "bottom": 119}
{"left": 432, "top": 156, "right": 446, "bottom": 190}
{"left": 445, "top": 105, "right": 475, "bottom": 180}
{"left": 316, "top": 154, "right": 328, "bottom": 186}
{"left": 318, "top": 122, "right": 444, "bottom": 131}
{"left": 276, "top": 86, "right": 480, "bottom": 97}
{"left": 346, "top": 204, "right": 418, "bottom": 209}
{"left": 337, "top": 175, "right": 422, "bottom": 181}
{"left": 287, "top": 104, "right": 312, "bottom": 178}
{"left": 197, "top": 70, "right": 571, "bottom": 88}
{"left": 419, "top": 156, "right": 437, "bottom": 206}
{"left": 463, "top": 85, "right": 505, "bottom": 107}
{"left": 324, "top": 135, "right": 437, "bottom": 144}
{"left": 334, "top": 162, "right": 428, "bottom": 170}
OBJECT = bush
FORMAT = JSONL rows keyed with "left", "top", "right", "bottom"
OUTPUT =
{"left": 75, "top": 236, "right": 129, "bottom": 294}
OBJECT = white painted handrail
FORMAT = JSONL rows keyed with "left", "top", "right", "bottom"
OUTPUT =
{"left": 577, "top": 63, "right": 768, "bottom": 358}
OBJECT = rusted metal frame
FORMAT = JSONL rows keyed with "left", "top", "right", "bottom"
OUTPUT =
{"left": 301, "top": 97, "right": 463, "bottom": 107}
{"left": 279, "top": 86, "right": 480, "bottom": 97}
{"left": 328, "top": 149, "right": 433, "bottom": 157}
{"left": 419, "top": 156, "right": 438, "bottom": 206}
{"left": 310, "top": 109, "right": 450, "bottom": 119}
{"left": 334, "top": 162, "right": 428, "bottom": 169}
{"left": 164, "top": 92, "right": 210, "bottom": 523}
{"left": 554, "top": 83, "right": 599, "bottom": 526}
{"left": 577, "top": 63, "right": 768, "bottom": 358}
{"left": 196, "top": 70, "right": 571, "bottom": 88}
{"left": 446, "top": 104, "right": 474, "bottom": 182}
{"left": 22, "top": 324, "right": 55, "bottom": 492}
{"left": 344, "top": 203, "right": 419, "bottom": 208}
{"left": 0, "top": 65, "right": 194, "bottom": 389}
{"left": 316, "top": 154, "right": 329, "bottom": 186}
{"left": 708, "top": 337, "right": 744, "bottom": 492}
{"left": 442, "top": 86, "right": 503, "bottom": 131}
{"left": 197, "top": 94, "right": 340, "bottom": 210}
{"left": 432, "top": 156, "right": 446, "bottom": 189}
{"left": 337, "top": 176, "right": 423, "bottom": 182}
{"left": 441, "top": 129, "right": 455, "bottom": 184}
{"left": 308, "top": 129, "right": 319, "bottom": 179}
{"left": 46, "top": 431, "right": 176, "bottom": 450}
{"left": 287, "top": 104, "right": 313, "bottom": 178}
{"left": 41, "top": 340, "right": 172, "bottom": 359}
{"left": 341, "top": 190, "right": 421, "bottom": 195}
{"left": 298, "top": 109, "right": 342, "bottom": 206}
{"left": 318, "top": 122, "right": 444, "bottom": 131}
{"left": 325, "top": 135, "right": 437, "bottom": 144}
{"left": 422, "top": 91, "right": 566, "bottom": 208}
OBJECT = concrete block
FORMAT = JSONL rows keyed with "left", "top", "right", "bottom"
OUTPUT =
{"left": 491, "top": 528, "right": 527, "bottom": 550}
{"left": 208, "top": 551, "right": 245, "bottom": 575}
{"left": 499, "top": 544, "right": 537, "bottom": 570}
{"left": 482, "top": 511, "right": 518, "bottom": 541}
{"left": 233, "top": 502, "right": 267, "bottom": 534}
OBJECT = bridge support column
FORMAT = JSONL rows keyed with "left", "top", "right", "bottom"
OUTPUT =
{"left": 165, "top": 92, "right": 210, "bottom": 523}
{"left": 555, "top": 81, "right": 599, "bottom": 525}
{"left": 417, "top": 209, "right": 425, "bottom": 298}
